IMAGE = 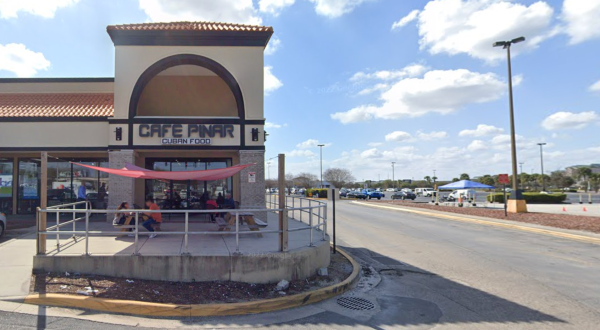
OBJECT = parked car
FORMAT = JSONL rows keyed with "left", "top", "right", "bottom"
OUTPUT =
{"left": 362, "top": 189, "right": 384, "bottom": 200}
{"left": 339, "top": 189, "right": 348, "bottom": 197}
{"left": 0, "top": 210, "right": 6, "bottom": 237}
{"left": 416, "top": 188, "right": 434, "bottom": 196}
{"left": 386, "top": 188, "right": 397, "bottom": 192}
{"left": 391, "top": 191, "right": 417, "bottom": 200}
{"left": 346, "top": 191, "right": 367, "bottom": 199}
{"left": 447, "top": 189, "right": 476, "bottom": 201}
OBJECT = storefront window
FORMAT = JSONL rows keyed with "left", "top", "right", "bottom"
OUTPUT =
{"left": 17, "top": 158, "right": 108, "bottom": 214}
{"left": 145, "top": 158, "right": 232, "bottom": 210}
{"left": 0, "top": 159, "right": 13, "bottom": 214}
{"left": 18, "top": 159, "right": 41, "bottom": 214}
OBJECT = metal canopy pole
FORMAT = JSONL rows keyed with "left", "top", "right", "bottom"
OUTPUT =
{"left": 278, "top": 154, "right": 288, "bottom": 252}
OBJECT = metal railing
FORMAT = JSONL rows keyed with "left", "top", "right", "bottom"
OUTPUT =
{"left": 266, "top": 194, "right": 328, "bottom": 247}
{"left": 36, "top": 197, "right": 327, "bottom": 256}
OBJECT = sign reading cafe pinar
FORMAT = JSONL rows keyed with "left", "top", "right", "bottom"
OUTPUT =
{"left": 138, "top": 124, "right": 235, "bottom": 145}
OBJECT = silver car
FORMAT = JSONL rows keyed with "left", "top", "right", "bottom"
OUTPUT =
{"left": 0, "top": 211, "right": 6, "bottom": 237}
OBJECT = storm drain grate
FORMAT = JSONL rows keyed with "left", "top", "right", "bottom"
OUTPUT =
{"left": 336, "top": 297, "right": 375, "bottom": 311}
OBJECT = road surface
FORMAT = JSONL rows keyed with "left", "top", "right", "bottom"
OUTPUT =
{"left": 1, "top": 199, "right": 599, "bottom": 329}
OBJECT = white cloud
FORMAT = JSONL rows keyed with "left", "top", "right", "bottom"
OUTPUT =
{"left": 332, "top": 69, "right": 507, "bottom": 124}
{"left": 414, "top": 0, "right": 555, "bottom": 62}
{"left": 589, "top": 79, "right": 600, "bottom": 92}
{"left": 541, "top": 111, "right": 599, "bottom": 130}
{"left": 265, "top": 122, "right": 287, "bottom": 129}
{"left": 385, "top": 131, "right": 413, "bottom": 142}
{"left": 297, "top": 139, "right": 331, "bottom": 149}
{"left": 561, "top": 0, "right": 600, "bottom": 45}
{"left": 360, "top": 148, "right": 383, "bottom": 158}
{"left": 288, "top": 149, "right": 316, "bottom": 157}
{"left": 417, "top": 130, "right": 447, "bottom": 140}
{"left": 264, "top": 66, "right": 283, "bottom": 95}
{"left": 350, "top": 64, "right": 428, "bottom": 82}
{"left": 307, "top": 0, "right": 374, "bottom": 18}
{"left": 265, "top": 36, "right": 281, "bottom": 55}
{"left": 466, "top": 140, "right": 486, "bottom": 152}
{"left": 391, "top": 9, "right": 419, "bottom": 30}
{"left": 458, "top": 124, "right": 504, "bottom": 137}
{"left": 0, "top": 0, "right": 79, "bottom": 19}
{"left": 0, "top": 43, "right": 50, "bottom": 77}
{"left": 259, "top": 0, "right": 295, "bottom": 16}
{"left": 367, "top": 142, "right": 383, "bottom": 147}
{"left": 138, "top": 0, "right": 262, "bottom": 25}
{"left": 357, "top": 83, "right": 389, "bottom": 96}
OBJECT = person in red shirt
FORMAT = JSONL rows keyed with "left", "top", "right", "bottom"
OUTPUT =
{"left": 142, "top": 198, "right": 162, "bottom": 238}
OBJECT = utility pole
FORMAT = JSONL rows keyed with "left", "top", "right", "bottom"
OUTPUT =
{"left": 519, "top": 162, "right": 524, "bottom": 190}
{"left": 538, "top": 143, "right": 547, "bottom": 191}
{"left": 391, "top": 162, "right": 396, "bottom": 189}
{"left": 318, "top": 144, "right": 325, "bottom": 188}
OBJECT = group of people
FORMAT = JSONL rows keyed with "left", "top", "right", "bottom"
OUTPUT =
{"left": 113, "top": 192, "right": 236, "bottom": 238}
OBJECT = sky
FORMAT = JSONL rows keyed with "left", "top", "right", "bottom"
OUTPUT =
{"left": 0, "top": 0, "right": 599, "bottom": 182}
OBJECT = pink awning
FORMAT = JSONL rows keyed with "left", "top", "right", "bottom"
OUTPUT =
{"left": 72, "top": 162, "right": 253, "bottom": 181}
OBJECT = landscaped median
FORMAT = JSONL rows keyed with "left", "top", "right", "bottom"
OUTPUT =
{"left": 23, "top": 248, "right": 360, "bottom": 317}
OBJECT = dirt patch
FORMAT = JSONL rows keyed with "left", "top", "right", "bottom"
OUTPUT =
{"left": 30, "top": 250, "right": 353, "bottom": 305}
{"left": 368, "top": 200, "right": 600, "bottom": 234}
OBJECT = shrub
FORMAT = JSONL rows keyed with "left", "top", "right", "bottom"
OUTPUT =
{"left": 486, "top": 193, "right": 567, "bottom": 204}
{"left": 306, "top": 188, "right": 328, "bottom": 199}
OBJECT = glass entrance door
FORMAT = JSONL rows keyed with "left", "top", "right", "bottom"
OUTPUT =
{"left": 145, "top": 158, "right": 232, "bottom": 210}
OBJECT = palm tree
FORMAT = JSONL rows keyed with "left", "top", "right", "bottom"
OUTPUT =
{"left": 577, "top": 167, "right": 592, "bottom": 191}
{"left": 424, "top": 176, "right": 432, "bottom": 184}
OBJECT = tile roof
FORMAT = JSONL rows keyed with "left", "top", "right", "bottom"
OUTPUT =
{"left": 107, "top": 21, "right": 273, "bottom": 33}
{"left": 0, "top": 93, "right": 114, "bottom": 118}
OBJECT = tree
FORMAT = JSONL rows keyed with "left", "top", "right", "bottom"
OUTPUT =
{"left": 577, "top": 167, "right": 592, "bottom": 191}
{"left": 424, "top": 176, "right": 431, "bottom": 184}
{"left": 480, "top": 176, "right": 495, "bottom": 187}
{"left": 285, "top": 173, "right": 295, "bottom": 194}
{"left": 294, "top": 172, "right": 318, "bottom": 188}
{"left": 459, "top": 173, "right": 470, "bottom": 180}
{"left": 452, "top": 178, "right": 459, "bottom": 182}
{"left": 590, "top": 173, "right": 600, "bottom": 192}
{"left": 323, "top": 168, "right": 355, "bottom": 188}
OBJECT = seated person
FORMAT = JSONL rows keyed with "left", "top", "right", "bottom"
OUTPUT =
{"left": 142, "top": 198, "right": 162, "bottom": 238}
{"left": 221, "top": 194, "right": 236, "bottom": 209}
{"left": 113, "top": 202, "right": 133, "bottom": 226}
{"left": 216, "top": 192, "right": 225, "bottom": 206}
{"left": 205, "top": 198, "right": 219, "bottom": 222}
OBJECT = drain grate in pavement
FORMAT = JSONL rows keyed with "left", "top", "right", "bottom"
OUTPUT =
{"left": 337, "top": 297, "right": 376, "bottom": 311}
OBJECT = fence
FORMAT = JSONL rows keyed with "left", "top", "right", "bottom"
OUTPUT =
{"left": 36, "top": 196, "right": 327, "bottom": 256}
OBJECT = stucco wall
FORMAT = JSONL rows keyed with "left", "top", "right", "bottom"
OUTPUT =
{"left": 0, "top": 122, "right": 108, "bottom": 147}
{"left": 114, "top": 46, "right": 264, "bottom": 120}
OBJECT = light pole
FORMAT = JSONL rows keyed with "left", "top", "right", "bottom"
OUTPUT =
{"left": 538, "top": 143, "right": 546, "bottom": 192}
{"left": 318, "top": 144, "right": 325, "bottom": 188}
{"left": 391, "top": 162, "right": 396, "bottom": 189}
{"left": 433, "top": 169, "right": 436, "bottom": 184}
{"left": 519, "top": 162, "right": 524, "bottom": 190}
{"left": 494, "top": 36, "right": 526, "bottom": 212}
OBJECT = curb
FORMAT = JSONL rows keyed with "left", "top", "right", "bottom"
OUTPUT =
{"left": 352, "top": 201, "right": 600, "bottom": 246}
{"left": 23, "top": 247, "right": 360, "bottom": 317}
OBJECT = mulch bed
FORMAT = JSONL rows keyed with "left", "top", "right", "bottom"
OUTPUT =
{"left": 30, "top": 251, "right": 353, "bottom": 305}
{"left": 369, "top": 200, "right": 600, "bottom": 234}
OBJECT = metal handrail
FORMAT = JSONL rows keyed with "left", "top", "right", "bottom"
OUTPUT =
{"left": 36, "top": 199, "right": 327, "bottom": 256}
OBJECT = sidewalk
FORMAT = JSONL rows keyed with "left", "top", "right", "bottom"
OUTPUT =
{"left": 0, "top": 231, "right": 36, "bottom": 299}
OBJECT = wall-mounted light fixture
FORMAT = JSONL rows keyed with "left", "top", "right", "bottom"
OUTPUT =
{"left": 115, "top": 127, "right": 122, "bottom": 141}
{"left": 251, "top": 128, "right": 259, "bottom": 142}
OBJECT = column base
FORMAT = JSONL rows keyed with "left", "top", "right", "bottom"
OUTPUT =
{"left": 507, "top": 199, "right": 528, "bottom": 213}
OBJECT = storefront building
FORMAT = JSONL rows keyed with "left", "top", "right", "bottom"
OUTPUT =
{"left": 0, "top": 22, "right": 271, "bottom": 215}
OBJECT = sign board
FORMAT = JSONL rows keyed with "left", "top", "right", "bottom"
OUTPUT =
{"left": 135, "top": 124, "right": 238, "bottom": 146}
{"left": 248, "top": 172, "right": 256, "bottom": 183}
{"left": 498, "top": 174, "right": 510, "bottom": 184}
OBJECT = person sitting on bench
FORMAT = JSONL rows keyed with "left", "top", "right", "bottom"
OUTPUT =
{"left": 113, "top": 201, "right": 134, "bottom": 236}
{"left": 142, "top": 198, "right": 162, "bottom": 238}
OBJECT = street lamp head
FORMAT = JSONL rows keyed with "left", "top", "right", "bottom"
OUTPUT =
{"left": 537, "top": 142, "right": 547, "bottom": 146}
{"left": 317, "top": 144, "right": 325, "bottom": 147}
{"left": 493, "top": 41, "right": 508, "bottom": 48}
{"left": 511, "top": 36, "right": 525, "bottom": 44}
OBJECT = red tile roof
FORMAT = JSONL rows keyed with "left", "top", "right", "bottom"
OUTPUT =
{"left": 107, "top": 21, "right": 273, "bottom": 33}
{"left": 0, "top": 93, "right": 114, "bottom": 118}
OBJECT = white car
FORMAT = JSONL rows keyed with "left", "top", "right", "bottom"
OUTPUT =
{"left": 0, "top": 211, "right": 6, "bottom": 237}
{"left": 386, "top": 188, "right": 397, "bottom": 192}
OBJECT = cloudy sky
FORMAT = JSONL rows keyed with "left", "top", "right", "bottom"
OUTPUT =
{"left": 1, "top": 0, "right": 599, "bottom": 181}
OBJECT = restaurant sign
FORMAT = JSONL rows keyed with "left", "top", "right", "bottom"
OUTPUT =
{"left": 138, "top": 124, "right": 235, "bottom": 145}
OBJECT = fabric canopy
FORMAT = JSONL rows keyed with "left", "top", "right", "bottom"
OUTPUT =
{"left": 438, "top": 180, "right": 494, "bottom": 190}
{"left": 72, "top": 162, "right": 253, "bottom": 181}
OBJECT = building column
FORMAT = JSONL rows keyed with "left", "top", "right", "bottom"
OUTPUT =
{"left": 238, "top": 150, "right": 266, "bottom": 221}
{"left": 108, "top": 150, "right": 136, "bottom": 221}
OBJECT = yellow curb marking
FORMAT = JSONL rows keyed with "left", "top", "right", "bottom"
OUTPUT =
{"left": 24, "top": 247, "right": 360, "bottom": 317}
{"left": 353, "top": 202, "right": 600, "bottom": 246}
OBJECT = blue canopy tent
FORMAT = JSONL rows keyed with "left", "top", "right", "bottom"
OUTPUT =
{"left": 438, "top": 180, "right": 494, "bottom": 190}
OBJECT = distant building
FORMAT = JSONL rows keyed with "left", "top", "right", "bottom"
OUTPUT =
{"left": 565, "top": 164, "right": 600, "bottom": 177}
